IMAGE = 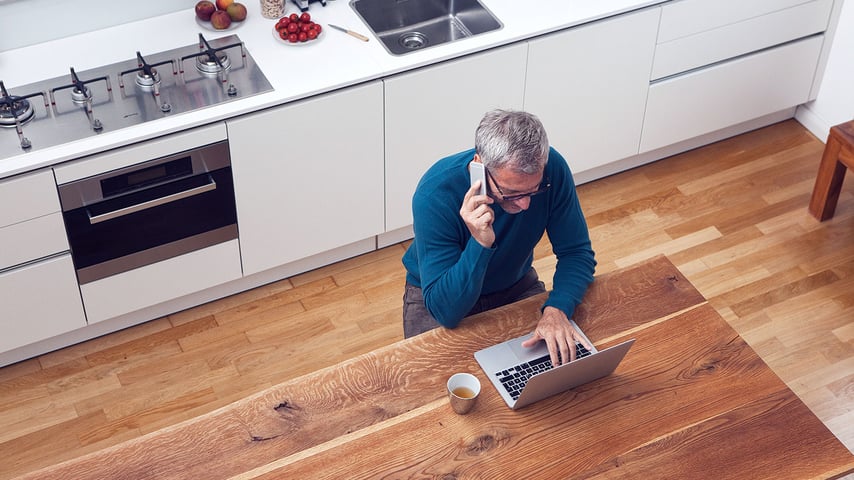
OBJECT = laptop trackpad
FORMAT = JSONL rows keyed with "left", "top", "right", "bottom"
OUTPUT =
{"left": 507, "top": 333, "right": 549, "bottom": 362}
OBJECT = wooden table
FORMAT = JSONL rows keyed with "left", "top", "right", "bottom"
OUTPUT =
{"left": 22, "top": 256, "right": 854, "bottom": 479}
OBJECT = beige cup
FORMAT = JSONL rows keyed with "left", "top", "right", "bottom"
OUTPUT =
{"left": 447, "top": 372, "right": 481, "bottom": 414}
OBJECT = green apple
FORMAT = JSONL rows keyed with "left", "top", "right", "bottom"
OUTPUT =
{"left": 226, "top": 2, "right": 247, "bottom": 22}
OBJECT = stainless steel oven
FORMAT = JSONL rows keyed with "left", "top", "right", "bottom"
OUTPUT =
{"left": 58, "top": 140, "right": 237, "bottom": 284}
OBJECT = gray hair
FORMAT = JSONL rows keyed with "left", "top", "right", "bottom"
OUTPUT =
{"left": 474, "top": 109, "right": 549, "bottom": 174}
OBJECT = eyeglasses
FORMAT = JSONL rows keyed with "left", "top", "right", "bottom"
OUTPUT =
{"left": 485, "top": 167, "right": 551, "bottom": 202}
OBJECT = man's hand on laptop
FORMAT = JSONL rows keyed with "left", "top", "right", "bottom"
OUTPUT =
{"left": 522, "top": 306, "right": 593, "bottom": 366}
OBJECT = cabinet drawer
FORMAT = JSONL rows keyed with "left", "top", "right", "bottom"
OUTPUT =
{"left": 80, "top": 239, "right": 242, "bottom": 323}
{"left": 658, "top": 0, "right": 820, "bottom": 43}
{"left": 640, "top": 36, "right": 823, "bottom": 154}
{"left": 0, "top": 169, "right": 60, "bottom": 228}
{"left": 0, "top": 212, "right": 69, "bottom": 271}
{"left": 652, "top": 0, "right": 832, "bottom": 80}
{"left": 0, "top": 254, "right": 86, "bottom": 352}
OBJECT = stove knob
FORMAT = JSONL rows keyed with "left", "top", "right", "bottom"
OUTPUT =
{"left": 227, "top": 84, "right": 237, "bottom": 97}
{"left": 161, "top": 103, "right": 172, "bottom": 113}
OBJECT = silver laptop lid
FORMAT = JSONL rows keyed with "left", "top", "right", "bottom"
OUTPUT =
{"left": 512, "top": 339, "right": 635, "bottom": 409}
{"left": 474, "top": 322, "right": 634, "bottom": 409}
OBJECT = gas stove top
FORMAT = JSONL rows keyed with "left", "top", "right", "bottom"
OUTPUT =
{"left": 0, "top": 34, "right": 273, "bottom": 161}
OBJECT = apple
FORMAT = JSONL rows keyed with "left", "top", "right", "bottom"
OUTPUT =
{"left": 226, "top": 2, "right": 247, "bottom": 22}
{"left": 216, "top": 0, "right": 234, "bottom": 10}
{"left": 194, "top": 0, "right": 216, "bottom": 21}
{"left": 210, "top": 10, "right": 232, "bottom": 29}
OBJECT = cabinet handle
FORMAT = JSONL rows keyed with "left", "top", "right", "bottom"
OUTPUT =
{"left": 88, "top": 177, "right": 217, "bottom": 224}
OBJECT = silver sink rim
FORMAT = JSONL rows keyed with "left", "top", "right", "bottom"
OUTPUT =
{"left": 348, "top": 0, "right": 503, "bottom": 56}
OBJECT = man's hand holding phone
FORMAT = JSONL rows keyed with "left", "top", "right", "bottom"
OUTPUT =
{"left": 462, "top": 160, "right": 495, "bottom": 248}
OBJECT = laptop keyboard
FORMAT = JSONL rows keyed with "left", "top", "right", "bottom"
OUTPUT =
{"left": 496, "top": 343, "right": 592, "bottom": 401}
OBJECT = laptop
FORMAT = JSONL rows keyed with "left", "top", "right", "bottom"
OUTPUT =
{"left": 474, "top": 320, "right": 635, "bottom": 409}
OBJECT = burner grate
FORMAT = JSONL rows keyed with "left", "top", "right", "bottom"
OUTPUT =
{"left": 0, "top": 81, "right": 37, "bottom": 127}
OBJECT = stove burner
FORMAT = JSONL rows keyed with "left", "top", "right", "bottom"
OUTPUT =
{"left": 186, "top": 34, "right": 238, "bottom": 76}
{"left": 136, "top": 67, "right": 161, "bottom": 88}
{"left": 70, "top": 85, "right": 92, "bottom": 104}
{"left": 122, "top": 51, "right": 175, "bottom": 92}
{"left": 51, "top": 68, "right": 109, "bottom": 132}
{"left": 196, "top": 51, "right": 231, "bottom": 75}
{"left": 118, "top": 52, "right": 177, "bottom": 113}
{"left": 0, "top": 95, "right": 34, "bottom": 127}
{"left": 0, "top": 81, "right": 50, "bottom": 149}
{"left": 0, "top": 81, "right": 37, "bottom": 127}
{"left": 180, "top": 34, "right": 242, "bottom": 96}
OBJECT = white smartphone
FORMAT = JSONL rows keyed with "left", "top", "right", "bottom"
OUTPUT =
{"left": 469, "top": 161, "right": 487, "bottom": 196}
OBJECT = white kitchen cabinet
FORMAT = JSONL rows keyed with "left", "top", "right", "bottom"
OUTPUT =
{"left": 383, "top": 43, "right": 527, "bottom": 234}
{"left": 641, "top": 36, "right": 825, "bottom": 153}
{"left": 640, "top": 0, "right": 832, "bottom": 153}
{"left": 0, "top": 169, "right": 68, "bottom": 271}
{"left": 0, "top": 169, "right": 86, "bottom": 352}
{"left": 228, "top": 81, "right": 385, "bottom": 276}
{"left": 523, "top": 8, "right": 660, "bottom": 177}
{"left": 1, "top": 254, "right": 87, "bottom": 352}
{"left": 0, "top": 169, "right": 59, "bottom": 228}
{"left": 0, "top": 212, "right": 68, "bottom": 270}
{"left": 656, "top": 0, "right": 826, "bottom": 43}
{"left": 652, "top": 0, "right": 832, "bottom": 80}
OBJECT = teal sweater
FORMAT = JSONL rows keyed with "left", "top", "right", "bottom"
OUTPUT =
{"left": 402, "top": 147, "right": 596, "bottom": 328}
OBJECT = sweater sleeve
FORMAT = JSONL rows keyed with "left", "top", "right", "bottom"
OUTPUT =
{"left": 542, "top": 150, "right": 596, "bottom": 318}
{"left": 410, "top": 183, "right": 494, "bottom": 328}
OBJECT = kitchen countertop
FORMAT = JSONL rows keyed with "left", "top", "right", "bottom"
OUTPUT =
{"left": 0, "top": 0, "right": 665, "bottom": 180}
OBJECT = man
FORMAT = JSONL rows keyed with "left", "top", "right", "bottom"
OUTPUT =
{"left": 402, "top": 109, "right": 596, "bottom": 366}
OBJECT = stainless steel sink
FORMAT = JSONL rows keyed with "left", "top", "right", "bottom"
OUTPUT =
{"left": 350, "top": 0, "right": 503, "bottom": 56}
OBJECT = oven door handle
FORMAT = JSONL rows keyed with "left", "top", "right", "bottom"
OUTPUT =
{"left": 87, "top": 177, "right": 217, "bottom": 224}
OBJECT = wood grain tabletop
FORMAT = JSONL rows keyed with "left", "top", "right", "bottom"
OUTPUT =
{"left": 21, "top": 256, "right": 854, "bottom": 479}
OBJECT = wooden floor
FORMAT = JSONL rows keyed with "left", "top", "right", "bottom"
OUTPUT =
{"left": 1, "top": 119, "right": 852, "bottom": 479}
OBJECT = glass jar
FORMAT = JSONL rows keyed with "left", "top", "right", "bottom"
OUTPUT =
{"left": 260, "top": 0, "right": 284, "bottom": 19}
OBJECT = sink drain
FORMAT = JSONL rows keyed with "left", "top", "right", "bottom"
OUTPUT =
{"left": 398, "top": 32, "right": 429, "bottom": 50}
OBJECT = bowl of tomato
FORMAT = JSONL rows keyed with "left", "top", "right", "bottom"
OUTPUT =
{"left": 274, "top": 12, "right": 323, "bottom": 45}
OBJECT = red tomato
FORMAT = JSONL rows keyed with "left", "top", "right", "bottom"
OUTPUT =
{"left": 312, "top": 24, "right": 322, "bottom": 34}
{"left": 288, "top": 32, "right": 298, "bottom": 43}
{"left": 300, "top": 12, "right": 311, "bottom": 23}
{"left": 277, "top": 17, "right": 290, "bottom": 26}
{"left": 298, "top": 31, "right": 308, "bottom": 42}
{"left": 307, "top": 29, "right": 318, "bottom": 40}
{"left": 289, "top": 13, "right": 299, "bottom": 22}
{"left": 287, "top": 22, "right": 299, "bottom": 33}
{"left": 300, "top": 23, "right": 311, "bottom": 32}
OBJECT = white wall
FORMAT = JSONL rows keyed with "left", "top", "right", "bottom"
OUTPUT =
{"left": 796, "top": 0, "right": 854, "bottom": 141}
{"left": 0, "top": 0, "right": 195, "bottom": 52}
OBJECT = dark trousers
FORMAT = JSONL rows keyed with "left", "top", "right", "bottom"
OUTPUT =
{"left": 402, "top": 268, "right": 546, "bottom": 338}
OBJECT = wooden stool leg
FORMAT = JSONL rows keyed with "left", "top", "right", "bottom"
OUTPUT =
{"left": 809, "top": 135, "right": 847, "bottom": 221}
